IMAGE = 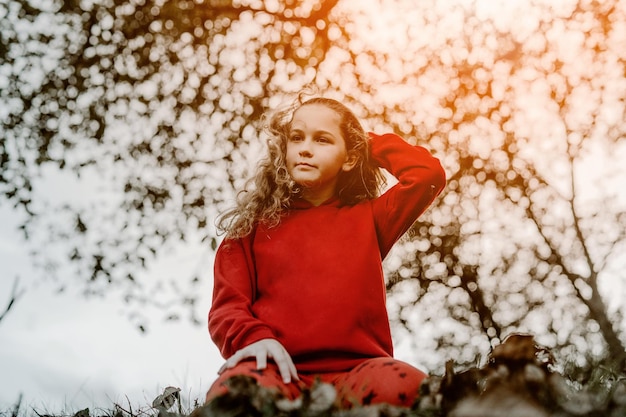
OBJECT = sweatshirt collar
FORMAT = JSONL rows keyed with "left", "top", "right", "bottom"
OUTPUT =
{"left": 291, "top": 195, "right": 341, "bottom": 209}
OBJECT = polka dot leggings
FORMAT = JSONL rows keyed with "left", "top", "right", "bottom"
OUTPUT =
{"left": 205, "top": 357, "right": 427, "bottom": 408}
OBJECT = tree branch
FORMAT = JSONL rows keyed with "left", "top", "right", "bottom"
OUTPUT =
{"left": 526, "top": 190, "right": 626, "bottom": 363}
{"left": 567, "top": 141, "right": 598, "bottom": 282}
{"left": 0, "top": 276, "right": 25, "bottom": 324}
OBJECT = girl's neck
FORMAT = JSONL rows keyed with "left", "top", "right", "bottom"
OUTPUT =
{"left": 300, "top": 189, "right": 336, "bottom": 206}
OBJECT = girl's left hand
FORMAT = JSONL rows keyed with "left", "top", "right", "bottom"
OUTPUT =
{"left": 218, "top": 338, "right": 299, "bottom": 384}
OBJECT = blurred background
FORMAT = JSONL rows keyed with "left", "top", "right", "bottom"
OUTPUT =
{"left": 1, "top": 0, "right": 625, "bottom": 412}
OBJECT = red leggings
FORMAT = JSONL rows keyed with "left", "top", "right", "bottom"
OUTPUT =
{"left": 205, "top": 357, "right": 426, "bottom": 408}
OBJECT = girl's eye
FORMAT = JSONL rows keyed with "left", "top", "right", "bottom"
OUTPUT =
{"left": 316, "top": 136, "right": 330, "bottom": 143}
{"left": 289, "top": 135, "right": 303, "bottom": 142}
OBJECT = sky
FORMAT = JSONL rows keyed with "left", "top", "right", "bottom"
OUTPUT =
{"left": 0, "top": 200, "right": 222, "bottom": 413}
{"left": 0, "top": 153, "right": 223, "bottom": 412}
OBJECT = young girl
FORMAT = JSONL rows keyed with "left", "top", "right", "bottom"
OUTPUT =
{"left": 206, "top": 96, "right": 446, "bottom": 408}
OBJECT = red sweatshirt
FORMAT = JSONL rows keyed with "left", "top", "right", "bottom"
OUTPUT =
{"left": 209, "top": 132, "right": 446, "bottom": 373}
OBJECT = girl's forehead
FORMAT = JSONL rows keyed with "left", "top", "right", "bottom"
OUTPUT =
{"left": 291, "top": 104, "right": 341, "bottom": 126}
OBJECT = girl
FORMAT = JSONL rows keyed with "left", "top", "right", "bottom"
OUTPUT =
{"left": 206, "top": 96, "right": 446, "bottom": 408}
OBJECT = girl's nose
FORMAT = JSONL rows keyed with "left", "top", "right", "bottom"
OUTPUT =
{"left": 298, "top": 139, "right": 313, "bottom": 157}
{"left": 299, "top": 148, "right": 313, "bottom": 157}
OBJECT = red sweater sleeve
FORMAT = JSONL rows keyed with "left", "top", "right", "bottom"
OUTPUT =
{"left": 208, "top": 236, "right": 276, "bottom": 359}
{"left": 369, "top": 132, "right": 446, "bottom": 257}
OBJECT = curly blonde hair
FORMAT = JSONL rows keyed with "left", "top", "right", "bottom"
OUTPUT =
{"left": 217, "top": 95, "right": 386, "bottom": 238}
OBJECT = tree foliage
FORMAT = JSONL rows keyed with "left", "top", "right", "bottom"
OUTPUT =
{"left": 1, "top": 0, "right": 340, "bottom": 327}
{"left": 336, "top": 0, "right": 626, "bottom": 368}
{"left": 1, "top": 0, "right": 625, "bottom": 367}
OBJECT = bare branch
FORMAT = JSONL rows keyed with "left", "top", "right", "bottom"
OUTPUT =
{"left": 0, "top": 276, "right": 25, "bottom": 324}
{"left": 567, "top": 139, "right": 599, "bottom": 283}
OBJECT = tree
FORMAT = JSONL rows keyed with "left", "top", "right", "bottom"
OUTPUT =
{"left": 325, "top": 0, "right": 626, "bottom": 368}
{"left": 1, "top": 0, "right": 340, "bottom": 328}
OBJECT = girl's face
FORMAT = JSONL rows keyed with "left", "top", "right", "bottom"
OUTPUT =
{"left": 286, "top": 104, "right": 357, "bottom": 205}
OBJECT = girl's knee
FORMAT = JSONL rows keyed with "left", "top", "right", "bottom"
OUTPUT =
{"left": 205, "top": 362, "right": 300, "bottom": 404}
{"left": 340, "top": 358, "right": 427, "bottom": 407}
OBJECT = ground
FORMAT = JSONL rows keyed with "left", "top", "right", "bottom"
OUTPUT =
{"left": 6, "top": 335, "right": 626, "bottom": 417}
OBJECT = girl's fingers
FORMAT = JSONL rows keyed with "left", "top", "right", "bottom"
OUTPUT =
{"left": 217, "top": 363, "right": 226, "bottom": 374}
{"left": 218, "top": 349, "right": 245, "bottom": 374}
{"left": 289, "top": 359, "right": 300, "bottom": 381}
{"left": 268, "top": 345, "right": 298, "bottom": 383}
{"left": 280, "top": 350, "right": 299, "bottom": 382}
{"left": 275, "top": 359, "right": 292, "bottom": 383}
{"left": 218, "top": 357, "right": 234, "bottom": 374}
{"left": 256, "top": 351, "right": 268, "bottom": 370}
{"left": 218, "top": 339, "right": 299, "bottom": 383}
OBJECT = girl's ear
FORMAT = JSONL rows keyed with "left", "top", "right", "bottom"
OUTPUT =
{"left": 342, "top": 150, "right": 359, "bottom": 172}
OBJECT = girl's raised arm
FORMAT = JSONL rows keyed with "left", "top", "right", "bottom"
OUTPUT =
{"left": 369, "top": 132, "right": 446, "bottom": 257}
